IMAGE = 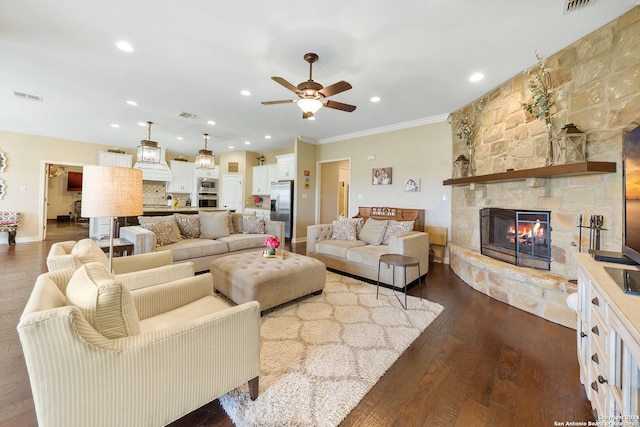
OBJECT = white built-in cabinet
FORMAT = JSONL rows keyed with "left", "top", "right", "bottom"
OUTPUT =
{"left": 276, "top": 153, "right": 295, "bottom": 180}
{"left": 252, "top": 164, "right": 278, "bottom": 195}
{"left": 166, "top": 160, "right": 194, "bottom": 193}
{"left": 575, "top": 253, "right": 640, "bottom": 421}
{"left": 98, "top": 151, "right": 132, "bottom": 168}
{"left": 195, "top": 168, "right": 219, "bottom": 179}
{"left": 90, "top": 152, "right": 133, "bottom": 237}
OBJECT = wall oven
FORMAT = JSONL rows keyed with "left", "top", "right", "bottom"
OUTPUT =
{"left": 198, "top": 195, "right": 218, "bottom": 208}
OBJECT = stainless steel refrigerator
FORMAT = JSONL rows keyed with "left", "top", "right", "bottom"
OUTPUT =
{"left": 270, "top": 180, "right": 294, "bottom": 241}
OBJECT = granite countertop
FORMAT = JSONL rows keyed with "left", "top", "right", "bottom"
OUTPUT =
{"left": 141, "top": 206, "right": 228, "bottom": 213}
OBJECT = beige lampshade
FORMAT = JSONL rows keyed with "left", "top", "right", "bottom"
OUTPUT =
{"left": 81, "top": 166, "right": 143, "bottom": 217}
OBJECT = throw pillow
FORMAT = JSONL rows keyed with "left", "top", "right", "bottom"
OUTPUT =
{"left": 137, "top": 215, "right": 182, "bottom": 243}
{"left": 358, "top": 218, "right": 389, "bottom": 246}
{"left": 140, "top": 221, "right": 181, "bottom": 246}
{"left": 231, "top": 212, "right": 256, "bottom": 234}
{"left": 331, "top": 219, "right": 357, "bottom": 241}
{"left": 173, "top": 213, "right": 200, "bottom": 238}
{"left": 65, "top": 262, "right": 140, "bottom": 339}
{"left": 71, "top": 238, "right": 110, "bottom": 268}
{"left": 199, "top": 210, "right": 231, "bottom": 239}
{"left": 338, "top": 216, "right": 364, "bottom": 237}
{"left": 243, "top": 215, "right": 265, "bottom": 234}
{"left": 382, "top": 220, "right": 415, "bottom": 245}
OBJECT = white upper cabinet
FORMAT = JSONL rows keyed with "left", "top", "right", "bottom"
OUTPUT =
{"left": 195, "top": 167, "right": 219, "bottom": 179}
{"left": 166, "top": 160, "right": 194, "bottom": 193}
{"left": 252, "top": 165, "right": 270, "bottom": 195}
{"left": 276, "top": 153, "right": 295, "bottom": 180}
{"left": 98, "top": 151, "right": 132, "bottom": 167}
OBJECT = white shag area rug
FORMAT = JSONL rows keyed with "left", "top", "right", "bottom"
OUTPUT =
{"left": 219, "top": 271, "right": 444, "bottom": 427}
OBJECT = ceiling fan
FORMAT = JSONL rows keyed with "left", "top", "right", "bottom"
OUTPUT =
{"left": 262, "top": 53, "right": 356, "bottom": 119}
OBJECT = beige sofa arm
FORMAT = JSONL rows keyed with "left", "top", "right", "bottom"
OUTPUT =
{"left": 17, "top": 300, "right": 260, "bottom": 427}
{"left": 306, "top": 224, "right": 333, "bottom": 254}
{"left": 112, "top": 250, "right": 173, "bottom": 274}
{"left": 388, "top": 231, "right": 430, "bottom": 275}
{"left": 120, "top": 226, "right": 156, "bottom": 255}
{"left": 117, "top": 262, "right": 195, "bottom": 291}
{"left": 265, "top": 220, "right": 285, "bottom": 244}
{"left": 46, "top": 241, "right": 81, "bottom": 271}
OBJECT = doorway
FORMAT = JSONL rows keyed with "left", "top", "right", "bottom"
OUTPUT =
{"left": 318, "top": 159, "right": 350, "bottom": 224}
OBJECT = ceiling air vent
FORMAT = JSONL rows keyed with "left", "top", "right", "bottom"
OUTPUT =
{"left": 178, "top": 112, "right": 198, "bottom": 119}
{"left": 563, "top": 0, "right": 595, "bottom": 14}
{"left": 13, "top": 91, "right": 43, "bottom": 102}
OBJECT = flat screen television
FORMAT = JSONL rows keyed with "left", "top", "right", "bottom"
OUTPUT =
{"left": 623, "top": 125, "right": 640, "bottom": 265}
{"left": 67, "top": 171, "right": 83, "bottom": 192}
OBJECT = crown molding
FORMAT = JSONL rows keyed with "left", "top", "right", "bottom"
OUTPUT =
{"left": 317, "top": 114, "right": 449, "bottom": 145}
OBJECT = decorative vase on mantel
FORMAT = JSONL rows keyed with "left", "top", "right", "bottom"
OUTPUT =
{"left": 467, "top": 144, "right": 475, "bottom": 176}
{"left": 453, "top": 155, "right": 469, "bottom": 178}
{"left": 545, "top": 123, "right": 554, "bottom": 166}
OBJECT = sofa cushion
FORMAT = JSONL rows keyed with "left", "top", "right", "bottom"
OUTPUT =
{"left": 231, "top": 212, "right": 256, "bottom": 234}
{"left": 65, "top": 262, "right": 140, "bottom": 339}
{"left": 72, "top": 238, "right": 110, "bottom": 267}
{"left": 139, "top": 295, "right": 231, "bottom": 334}
{"left": 141, "top": 221, "right": 181, "bottom": 246}
{"left": 358, "top": 218, "right": 389, "bottom": 246}
{"left": 382, "top": 220, "right": 415, "bottom": 245}
{"left": 217, "top": 234, "right": 271, "bottom": 252}
{"left": 138, "top": 215, "right": 182, "bottom": 243}
{"left": 331, "top": 219, "right": 357, "bottom": 241}
{"left": 243, "top": 216, "right": 265, "bottom": 234}
{"left": 316, "top": 239, "right": 367, "bottom": 258}
{"left": 174, "top": 213, "right": 200, "bottom": 238}
{"left": 339, "top": 216, "right": 364, "bottom": 236}
{"left": 199, "top": 211, "right": 231, "bottom": 239}
{"left": 160, "top": 238, "right": 229, "bottom": 262}
{"left": 347, "top": 244, "right": 391, "bottom": 267}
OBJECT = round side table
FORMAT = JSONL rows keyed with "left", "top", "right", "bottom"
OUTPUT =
{"left": 376, "top": 254, "right": 422, "bottom": 309}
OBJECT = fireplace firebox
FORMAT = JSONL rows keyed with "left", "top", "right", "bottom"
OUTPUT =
{"left": 480, "top": 208, "right": 551, "bottom": 270}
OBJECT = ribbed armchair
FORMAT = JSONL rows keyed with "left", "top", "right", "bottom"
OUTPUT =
{"left": 47, "top": 239, "right": 194, "bottom": 290}
{"left": 18, "top": 262, "right": 261, "bottom": 427}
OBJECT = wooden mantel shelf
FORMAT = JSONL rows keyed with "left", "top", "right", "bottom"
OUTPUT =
{"left": 442, "top": 161, "right": 616, "bottom": 186}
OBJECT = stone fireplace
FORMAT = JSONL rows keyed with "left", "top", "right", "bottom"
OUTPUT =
{"left": 480, "top": 208, "right": 551, "bottom": 270}
{"left": 446, "top": 8, "right": 640, "bottom": 329}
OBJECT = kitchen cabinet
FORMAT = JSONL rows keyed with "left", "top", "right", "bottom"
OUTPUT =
{"left": 98, "top": 151, "right": 132, "bottom": 167}
{"left": 575, "top": 253, "right": 640, "bottom": 420}
{"left": 252, "top": 165, "right": 270, "bottom": 195}
{"left": 276, "top": 153, "right": 295, "bottom": 180}
{"left": 166, "top": 160, "right": 194, "bottom": 193}
{"left": 195, "top": 167, "right": 219, "bottom": 179}
{"left": 268, "top": 164, "right": 278, "bottom": 186}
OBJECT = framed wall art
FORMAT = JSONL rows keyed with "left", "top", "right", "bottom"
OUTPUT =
{"left": 0, "top": 152, "right": 6, "bottom": 173}
{"left": 404, "top": 178, "right": 420, "bottom": 192}
{"left": 372, "top": 167, "right": 392, "bottom": 185}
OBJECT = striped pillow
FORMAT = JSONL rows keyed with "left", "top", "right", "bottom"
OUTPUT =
{"left": 65, "top": 262, "right": 140, "bottom": 339}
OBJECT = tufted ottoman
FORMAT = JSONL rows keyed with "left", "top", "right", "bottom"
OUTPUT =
{"left": 210, "top": 250, "right": 326, "bottom": 313}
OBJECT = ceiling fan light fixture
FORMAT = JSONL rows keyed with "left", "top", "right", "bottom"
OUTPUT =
{"left": 137, "top": 121, "right": 161, "bottom": 164}
{"left": 297, "top": 98, "right": 323, "bottom": 115}
{"left": 195, "top": 133, "right": 215, "bottom": 169}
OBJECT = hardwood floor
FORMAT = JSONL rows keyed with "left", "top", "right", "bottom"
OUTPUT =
{"left": 0, "top": 230, "right": 593, "bottom": 426}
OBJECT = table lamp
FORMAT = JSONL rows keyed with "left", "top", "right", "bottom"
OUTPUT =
{"left": 81, "top": 166, "right": 143, "bottom": 271}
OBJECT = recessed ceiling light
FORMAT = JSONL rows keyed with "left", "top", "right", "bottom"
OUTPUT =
{"left": 244, "top": 141, "right": 251, "bottom": 145}
{"left": 116, "top": 41, "right": 133, "bottom": 52}
{"left": 265, "top": 135, "right": 271, "bottom": 139}
{"left": 240, "top": 90, "right": 251, "bottom": 96}
{"left": 176, "top": 137, "right": 183, "bottom": 140}
{"left": 469, "top": 73, "right": 484, "bottom": 82}
{"left": 126, "top": 100, "right": 138, "bottom": 106}
{"left": 370, "top": 96, "right": 381, "bottom": 102}
{"left": 228, "top": 145, "right": 235, "bottom": 149}
{"left": 110, "top": 123, "right": 120, "bottom": 128}
{"left": 308, "top": 117, "right": 316, "bottom": 121}
{"left": 207, "top": 120, "right": 216, "bottom": 125}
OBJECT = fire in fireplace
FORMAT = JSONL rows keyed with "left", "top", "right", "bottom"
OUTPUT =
{"left": 480, "top": 208, "right": 551, "bottom": 270}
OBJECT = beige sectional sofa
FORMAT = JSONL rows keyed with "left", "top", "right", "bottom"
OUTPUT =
{"left": 121, "top": 211, "right": 284, "bottom": 272}
{"left": 306, "top": 217, "right": 430, "bottom": 287}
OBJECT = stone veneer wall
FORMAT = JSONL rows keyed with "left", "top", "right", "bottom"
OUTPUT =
{"left": 448, "top": 8, "right": 640, "bottom": 325}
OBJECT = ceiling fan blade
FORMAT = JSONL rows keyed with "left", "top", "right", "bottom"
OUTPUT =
{"left": 324, "top": 99, "right": 357, "bottom": 112}
{"left": 261, "top": 100, "right": 296, "bottom": 105}
{"left": 318, "top": 81, "right": 352, "bottom": 98}
{"left": 271, "top": 77, "right": 301, "bottom": 94}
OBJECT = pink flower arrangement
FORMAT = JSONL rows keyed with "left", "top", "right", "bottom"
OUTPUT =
{"left": 264, "top": 236, "right": 280, "bottom": 249}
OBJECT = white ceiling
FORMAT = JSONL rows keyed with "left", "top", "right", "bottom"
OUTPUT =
{"left": 0, "top": 1, "right": 635, "bottom": 157}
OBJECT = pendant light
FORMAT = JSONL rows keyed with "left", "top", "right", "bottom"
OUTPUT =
{"left": 195, "top": 133, "right": 215, "bottom": 169}
{"left": 137, "top": 121, "right": 161, "bottom": 164}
